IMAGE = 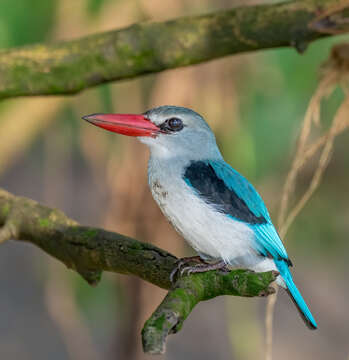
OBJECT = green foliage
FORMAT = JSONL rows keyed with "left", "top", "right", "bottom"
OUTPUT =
{"left": 0, "top": 0, "right": 57, "bottom": 47}
{"left": 226, "top": 36, "right": 349, "bottom": 265}
{"left": 86, "top": 0, "right": 113, "bottom": 16}
{"left": 233, "top": 37, "right": 344, "bottom": 179}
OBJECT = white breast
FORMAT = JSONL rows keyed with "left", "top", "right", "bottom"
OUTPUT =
{"left": 147, "top": 156, "right": 261, "bottom": 266}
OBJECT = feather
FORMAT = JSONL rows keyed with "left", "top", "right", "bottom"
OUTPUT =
{"left": 184, "top": 159, "right": 316, "bottom": 329}
{"left": 184, "top": 160, "right": 291, "bottom": 263}
{"left": 183, "top": 160, "right": 267, "bottom": 224}
{"left": 275, "top": 259, "right": 317, "bottom": 329}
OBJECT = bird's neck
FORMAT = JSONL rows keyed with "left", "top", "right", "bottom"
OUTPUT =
{"left": 146, "top": 140, "right": 224, "bottom": 185}
{"left": 147, "top": 142, "right": 223, "bottom": 162}
{"left": 148, "top": 149, "right": 223, "bottom": 185}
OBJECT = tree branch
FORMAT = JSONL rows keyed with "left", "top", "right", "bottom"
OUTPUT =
{"left": 142, "top": 269, "right": 276, "bottom": 354}
{"left": 0, "top": 188, "right": 276, "bottom": 353}
{"left": 0, "top": 0, "right": 347, "bottom": 99}
{"left": 0, "top": 188, "right": 175, "bottom": 287}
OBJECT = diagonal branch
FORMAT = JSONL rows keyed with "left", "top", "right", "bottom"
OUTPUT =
{"left": 0, "top": 188, "right": 175, "bottom": 287}
{"left": 0, "top": 187, "right": 276, "bottom": 353}
{"left": 142, "top": 269, "right": 277, "bottom": 354}
{"left": 0, "top": 0, "right": 348, "bottom": 99}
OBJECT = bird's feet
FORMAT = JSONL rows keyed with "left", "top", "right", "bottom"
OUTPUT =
{"left": 170, "top": 256, "right": 205, "bottom": 283}
{"left": 170, "top": 258, "right": 229, "bottom": 283}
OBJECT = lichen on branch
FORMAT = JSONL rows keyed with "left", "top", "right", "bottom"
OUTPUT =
{"left": 142, "top": 269, "right": 277, "bottom": 354}
{"left": 0, "top": 0, "right": 348, "bottom": 99}
{"left": 0, "top": 187, "right": 276, "bottom": 353}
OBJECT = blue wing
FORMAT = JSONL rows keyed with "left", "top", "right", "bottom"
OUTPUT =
{"left": 183, "top": 160, "right": 290, "bottom": 263}
{"left": 184, "top": 160, "right": 318, "bottom": 329}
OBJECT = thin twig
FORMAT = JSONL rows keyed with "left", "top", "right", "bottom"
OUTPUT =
{"left": 278, "top": 73, "right": 337, "bottom": 227}
{"left": 296, "top": 118, "right": 349, "bottom": 172}
{"left": 280, "top": 98, "right": 349, "bottom": 237}
{"left": 265, "top": 47, "right": 349, "bottom": 360}
{"left": 265, "top": 286, "right": 278, "bottom": 360}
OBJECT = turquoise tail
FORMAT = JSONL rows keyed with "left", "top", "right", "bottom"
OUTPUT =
{"left": 275, "top": 259, "right": 317, "bottom": 330}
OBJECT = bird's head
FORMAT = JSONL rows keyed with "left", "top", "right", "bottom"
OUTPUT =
{"left": 82, "top": 105, "right": 221, "bottom": 159}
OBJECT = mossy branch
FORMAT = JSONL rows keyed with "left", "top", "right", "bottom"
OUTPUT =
{"left": 0, "top": 0, "right": 348, "bottom": 99}
{"left": 0, "top": 188, "right": 175, "bottom": 287}
{"left": 0, "top": 187, "right": 276, "bottom": 353}
{"left": 142, "top": 269, "right": 277, "bottom": 354}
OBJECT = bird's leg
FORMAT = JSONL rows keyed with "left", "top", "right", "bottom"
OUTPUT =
{"left": 176, "top": 255, "right": 206, "bottom": 268}
{"left": 170, "top": 256, "right": 207, "bottom": 283}
{"left": 180, "top": 260, "right": 229, "bottom": 276}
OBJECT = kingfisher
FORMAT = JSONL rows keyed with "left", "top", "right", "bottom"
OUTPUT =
{"left": 82, "top": 105, "right": 317, "bottom": 329}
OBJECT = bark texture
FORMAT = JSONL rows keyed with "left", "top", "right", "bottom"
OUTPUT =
{"left": 0, "top": 0, "right": 348, "bottom": 99}
{"left": 0, "top": 188, "right": 276, "bottom": 352}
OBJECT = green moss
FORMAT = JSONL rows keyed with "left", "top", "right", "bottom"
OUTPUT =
{"left": 153, "top": 314, "right": 166, "bottom": 331}
{"left": 78, "top": 268, "right": 102, "bottom": 286}
{"left": 169, "top": 288, "right": 192, "bottom": 308}
{"left": 1, "top": 0, "right": 339, "bottom": 100}
{"left": 82, "top": 229, "right": 97, "bottom": 239}
{"left": 1, "top": 203, "right": 10, "bottom": 217}
{"left": 39, "top": 218, "right": 51, "bottom": 228}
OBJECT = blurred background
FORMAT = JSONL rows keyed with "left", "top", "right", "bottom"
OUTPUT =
{"left": 0, "top": 0, "right": 348, "bottom": 359}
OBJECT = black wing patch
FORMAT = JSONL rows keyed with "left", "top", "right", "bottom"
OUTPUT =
{"left": 183, "top": 161, "right": 267, "bottom": 225}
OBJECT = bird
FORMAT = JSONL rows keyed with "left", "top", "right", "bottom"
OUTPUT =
{"left": 82, "top": 105, "right": 317, "bottom": 330}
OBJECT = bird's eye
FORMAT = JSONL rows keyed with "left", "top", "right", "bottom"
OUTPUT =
{"left": 160, "top": 117, "right": 183, "bottom": 133}
{"left": 168, "top": 117, "right": 183, "bottom": 130}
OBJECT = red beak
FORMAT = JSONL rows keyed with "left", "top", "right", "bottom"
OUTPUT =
{"left": 82, "top": 113, "right": 160, "bottom": 137}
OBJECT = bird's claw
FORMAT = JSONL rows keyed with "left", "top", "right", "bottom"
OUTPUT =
{"left": 170, "top": 256, "right": 206, "bottom": 283}
{"left": 170, "top": 259, "right": 229, "bottom": 283}
{"left": 169, "top": 267, "right": 179, "bottom": 283}
{"left": 180, "top": 265, "right": 195, "bottom": 277}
